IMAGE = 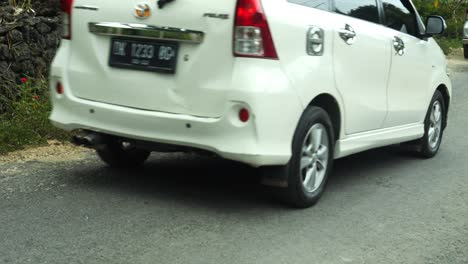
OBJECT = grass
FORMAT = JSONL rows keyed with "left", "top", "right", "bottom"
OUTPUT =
{"left": 435, "top": 37, "right": 463, "bottom": 55}
{"left": 0, "top": 78, "right": 69, "bottom": 155}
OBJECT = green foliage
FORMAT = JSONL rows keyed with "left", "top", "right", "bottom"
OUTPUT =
{"left": 7, "top": 0, "right": 32, "bottom": 9}
{"left": 413, "top": 0, "right": 468, "bottom": 39}
{"left": 0, "top": 79, "right": 68, "bottom": 154}
{"left": 413, "top": 0, "right": 468, "bottom": 54}
{"left": 435, "top": 37, "right": 462, "bottom": 54}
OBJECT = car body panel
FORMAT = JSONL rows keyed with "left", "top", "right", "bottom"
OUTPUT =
{"left": 50, "top": 41, "right": 304, "bottom": 167}
{"left": 261, "top": 1, "right": 346, "bottom": 137}
{"left": 335, "top": 123, "right": 424, "bottom": 159}
{"left": 68, "top": 0, "right": 237, "bottom": 118}
{"left": 380, "top": 29, "right": 434, "bottom": 128}
{"left": 331, "top": 15, "right": 391, "bottom": 134}
{"left": 50, "top": 0, "right": 452, "bottom": 166}
{"left": 463, "top": 20, "right": 468, "bottom": 44}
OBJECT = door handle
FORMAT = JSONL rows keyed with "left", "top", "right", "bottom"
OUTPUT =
{"left": 393, "top": 36, "right": 405, "bottom": 56}
{"left": 338, "top": 24, "right": 356, "bottom": 45}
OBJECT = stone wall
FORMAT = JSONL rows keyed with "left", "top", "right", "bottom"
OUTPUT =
{"left": 0, "top": 0, "right": 60, "bottom": 112}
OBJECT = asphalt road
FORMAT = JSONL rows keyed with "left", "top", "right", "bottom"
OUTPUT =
{"left": 1, "top": 72, "right": 467, "bottom": 264}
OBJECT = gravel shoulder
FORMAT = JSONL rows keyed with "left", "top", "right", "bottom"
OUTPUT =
{"left": 0, "top": 140, "right": 90, "bottom": 164}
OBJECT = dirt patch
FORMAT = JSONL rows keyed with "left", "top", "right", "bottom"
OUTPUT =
{"left": 447, "top": 48, "right": 468, "bottom": 73}
{"left": 0, "top": 140, "right": 92, "bottom": 163}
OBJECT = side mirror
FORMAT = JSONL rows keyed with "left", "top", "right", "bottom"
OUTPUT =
{"left": 425, "top": 15, "right": 447, "bottom": 36}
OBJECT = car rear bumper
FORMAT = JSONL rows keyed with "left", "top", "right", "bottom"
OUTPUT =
{"left": 50, "top": 94, "right": 294, "bottom": 167}
{"left": 49, "top": 42, "right": 304, "bottom": 167}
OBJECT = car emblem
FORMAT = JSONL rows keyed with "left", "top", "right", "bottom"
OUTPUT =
{"left": 134, "top": 3, "right": 151, "bottom": 19}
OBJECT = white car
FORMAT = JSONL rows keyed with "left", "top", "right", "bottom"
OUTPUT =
{"left": 464, "top": 10, "right": 468, "bottom": 58}
{"left": 50, "top": 0, "right": 451, "bottom": 207}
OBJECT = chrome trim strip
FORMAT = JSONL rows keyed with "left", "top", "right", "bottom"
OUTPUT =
{"left": 88, "top": 22, "right": 204, "bottom": 44}
{"left": 75, "top": 5, "right": 99, "bottom": 11}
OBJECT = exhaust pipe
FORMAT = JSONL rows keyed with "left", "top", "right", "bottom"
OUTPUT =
{"left": 71, "top": 130, "right": 108, "bottom": 149}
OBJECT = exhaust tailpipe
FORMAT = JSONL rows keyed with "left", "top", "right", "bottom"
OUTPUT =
{"left": 71, "top": 130, "right": 108, "bottom": 149}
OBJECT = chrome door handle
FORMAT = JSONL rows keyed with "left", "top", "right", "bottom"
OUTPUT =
{"left": 393, "top": 36, "right": 405, "bottom": 56}
{"left": 338, "top": 24, "right": 356, "bottom": 45}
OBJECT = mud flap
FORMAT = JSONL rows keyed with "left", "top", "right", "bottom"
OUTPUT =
{"left": 260, "top": 165, "right": 289, "bottom": 188}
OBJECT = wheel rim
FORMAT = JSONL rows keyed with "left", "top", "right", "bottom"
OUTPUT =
{"left": 300, "top": 124, "right": 330, "bottom": 193}
{"left": 428, "top": 101, "right": 443, "bottom": 150}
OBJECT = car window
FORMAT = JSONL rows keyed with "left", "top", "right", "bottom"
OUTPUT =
{"left": 334, "top": 0, "right": 380, "bottom": 24}
{"left": 382, "top": 0, "right": 418, "bottom": 36}
{"left": 414, "top": 10, "right": 426, "bottom": 36}
{"left": 288, "top": 0, "right": 330, "bottom": 11}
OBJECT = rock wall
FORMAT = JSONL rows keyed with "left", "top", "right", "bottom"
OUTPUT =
{"left": 0, "top": 0, "right": 60, "bottom": 112}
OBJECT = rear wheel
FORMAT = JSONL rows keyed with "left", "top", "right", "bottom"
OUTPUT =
{"left": 97, "top": 140, "right": 150, "bottom": 168}
{"left": 464, "top": 44, "right": 468, "bottom": 59}
{"left": 267, "top": 107, "right": 335, "bottom": 208}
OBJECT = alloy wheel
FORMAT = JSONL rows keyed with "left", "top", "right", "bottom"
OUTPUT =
{"left": 428, "top": 101, "right": 443, "bottom": 150}
{"left": 300, "top": 124, "right": 330, "bottom": 193}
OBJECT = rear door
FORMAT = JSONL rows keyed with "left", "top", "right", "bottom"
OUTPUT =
{"left": 332, "top": 0, "right": 392, "bottom": 134}
{"left": 68, "top": 0, "right": 237, "bottom": 117}
{"left": 379, "top": 0, "right": 431, "bottom": 127}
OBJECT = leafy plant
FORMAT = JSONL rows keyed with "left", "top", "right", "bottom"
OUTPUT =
{"left": 414, "top": 0, "right": 468, "bottom": 38}
{"left": 0, "top": 78, "right": 68, "bottom": 154}
{"left": 414, "top": 0, "right": 468, "bottom": 54}
{"left": 7, "top": 0, "right": 32, "bottom": 9}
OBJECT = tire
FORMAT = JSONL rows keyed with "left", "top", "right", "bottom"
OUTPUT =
{"left": 415, "top": 90, "right": 446, "bottom": 158}
{"left": 267, "top": 106, "right": 335, "bottom": 208}
{"left": 464, "top": 44, "right": 468, "bottom": 59}
{"left": 97, "top": 140, "right": 150, "bottom": 168}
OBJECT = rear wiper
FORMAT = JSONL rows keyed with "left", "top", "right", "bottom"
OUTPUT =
{"left": 158, "top": 0, "right": 175, "bottom": 9}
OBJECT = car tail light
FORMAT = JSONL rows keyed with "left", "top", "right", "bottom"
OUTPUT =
{"left": 234, "top": 0, "right": 278, "bottom": 59}
{"left": 60, "top": 0, "right": 73, "bottom": 39}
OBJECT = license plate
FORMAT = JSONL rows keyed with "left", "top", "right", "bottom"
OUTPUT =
{"left": 109, "top": 38, "right": 178, "bottom": 73}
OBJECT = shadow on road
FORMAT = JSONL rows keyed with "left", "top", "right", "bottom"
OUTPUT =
{"left": 70, "top": 147, "right": 421, "bottom": 209}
